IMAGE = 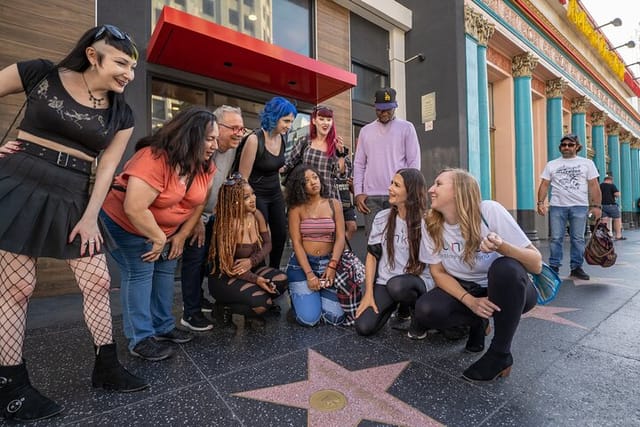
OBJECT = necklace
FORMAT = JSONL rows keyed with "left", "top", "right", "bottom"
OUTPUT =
{"left": 81, "top": 72, "right": 105, "bottom": 108}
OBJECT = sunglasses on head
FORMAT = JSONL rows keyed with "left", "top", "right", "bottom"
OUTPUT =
{"left": 94, "top": 24, "right": 132, "bottom": 42}
{"left": 223, "top": 172, "right": 243, "bottom": 186}
{"left": 313, "top": 105, "right": 333, "bottom": 115}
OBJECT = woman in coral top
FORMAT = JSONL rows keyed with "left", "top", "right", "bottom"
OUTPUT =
{"left": 100, "top": 107, "right": 218, "bottom": 361}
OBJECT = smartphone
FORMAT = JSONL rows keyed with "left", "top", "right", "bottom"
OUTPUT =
{"left": 319, "top": 278, "right": 329, "bottom": 288}
{"left": 159, "top": 243, "right": 171, "bottom": 260}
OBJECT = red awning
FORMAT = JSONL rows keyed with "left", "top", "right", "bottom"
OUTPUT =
{"left": 147, "top": 7, "right": 357, "bottom": 104}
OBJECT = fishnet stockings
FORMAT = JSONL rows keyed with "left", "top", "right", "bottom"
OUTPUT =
{"left": 67, "top": 254, "right": 113, "bottom": 347}
{"left": 0, "top": 250, "right": 36, "bottom": 365}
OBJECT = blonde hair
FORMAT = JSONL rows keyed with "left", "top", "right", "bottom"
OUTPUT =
{"left": 426, "top": 168, "right": 483, "bottom": 267}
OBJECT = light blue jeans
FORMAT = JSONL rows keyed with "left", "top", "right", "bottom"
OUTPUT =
{"left": 548, "top": 205, "right": 588, "bottom": 270}
{"left": 286, "top": 253, "right": 345, "bottom": 326}
{"left": 100, "top": 211, "right": 177, "bottom": 350}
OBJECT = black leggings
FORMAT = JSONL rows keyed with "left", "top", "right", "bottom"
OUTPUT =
{"left": 414, "top": 257, "right": 537, "bottom": 353}
{"left": 355, "top": 274, "right": 427, "bottom": 336}
{"left": 208, "top": 267, "right": 288, "bottom": 316}
{"left": 254, "top": 188, "right": 287, "bottom": 269}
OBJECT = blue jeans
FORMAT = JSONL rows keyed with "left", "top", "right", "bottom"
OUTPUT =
{"left": 100, "top": 211, "right": 177, "bottom": 350}
{"left": 181, "top": 216, "right": 214, "bottom": 316}
{"left": 549, "top": 205, "right": 588, "bottom": 270}
{"left": 286, "top": 253, "right": 345, "bottom": 326}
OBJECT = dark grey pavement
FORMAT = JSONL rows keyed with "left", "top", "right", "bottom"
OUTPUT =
{"left": 12, "top": 228, "right": 640, "bottom": 426}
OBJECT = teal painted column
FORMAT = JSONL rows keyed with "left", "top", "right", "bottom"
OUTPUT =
{"left": 477, "top": 43, "right": 491, "bottom": 199}
{"left": 590, "top": 111, "right": 607, "bottom": 176}
{"left": 632, "top": 145, "right": 640, "bottom": 213}
{"left": 512, "top": 53, "right": 538, "bottom": 239}
{"left": 465, "top": 34, "right": 480, "bottom": 180}
{"left": 545, "top": 78, "right": 566, "bottom": 162}
{"left": 607, "top": 124, "right": 621, "bottom": 187}
{"left": 620, "top": 137, "right": 632, "bottom": 213}
{"left": 570, "top": 96, "right": 587, "bottom": 158}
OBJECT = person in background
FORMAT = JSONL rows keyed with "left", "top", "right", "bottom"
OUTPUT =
{"left": 599, "top": 175, "right": 626, "bottom": 240}
{"left": 285, "top": 165, "right": 346, "bottom": 326}
{"left": 283, "top": 105, "right": 356, "bottom": 238}
{"left": 354, "top": 168, "right": 434, "bottom": 338}
{"left": 180, "top": 105, "right": 245, "bottom": 332}
{"left": 238, "top": 96, "right": 297, "bottom": 269}
{"left": 0, "top": 25, "right": 145, "bottom": 422}
{"left": 536, "top": 133, "right": 601, "bottom": 280}
{"left": 419, "top": 168, "right": 541, "bottom": 382}
{"left": 100, "top": 106, "right": 217, "bottom": 361}
{"left": 208, "top": 176, "right": 288, "bottom": 326}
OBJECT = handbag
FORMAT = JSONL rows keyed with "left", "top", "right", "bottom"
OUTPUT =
{"left": 530, "top": 263, "right": 562, "bottom": 305}
{"left": 333, "top": 247, "right": 364, "bottom": 325}
{"left": 585, "top": 218, "right": 617, "bottom": 267}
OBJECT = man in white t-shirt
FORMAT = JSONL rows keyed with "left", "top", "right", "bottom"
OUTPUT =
{"left": 536, "top": 134, "right": 601, "bottom": 280}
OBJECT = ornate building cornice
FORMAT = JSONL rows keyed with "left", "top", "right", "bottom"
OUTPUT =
{"left": 606, "top": 123, "right": 620, "bottom": 136}
{"left": 570, "top": 96, "right": 588, "bottom": 114}
{"left": 590, "top": 111, "right": 607, "bottom": 126}
{"left": 464, "top": 6, "right": 495, "bottom": 46}
{"left": 512, "top": 53, "right": 538, "bottom": 78}
{"left": 545, "top": 78, "right": 567, "bottom": 98}
{"left": 619, "top": 130, "right": 631, "bottom": 143}
{"left": 630, "top": 137, "right": 640, "bottom": 149}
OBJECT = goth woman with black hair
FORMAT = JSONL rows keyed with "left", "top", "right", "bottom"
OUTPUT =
{"left": 0, "top": 25, "right": 144, "bottom": 422}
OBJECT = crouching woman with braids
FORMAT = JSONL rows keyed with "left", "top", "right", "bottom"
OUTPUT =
{"left": 354, "top": 168, "right": 434, "bottom": 337}
{"left": 208, "top": 175, "right": 288, "bottom": 324}
{"left": 417, "top": 169, "right": 541, "bottom": 382}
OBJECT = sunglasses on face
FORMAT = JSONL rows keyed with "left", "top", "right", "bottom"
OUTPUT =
{"left": 218, "top": 123, "right": 247, "bottom": 134}
{"left": 94, "top": 24, "right": 132, "bottom": 42}
{"left": 560, "top": 142, "right": 577, "bottom": 147}
{"left": 223, "top": 172, "right": 243, "bottom": 186}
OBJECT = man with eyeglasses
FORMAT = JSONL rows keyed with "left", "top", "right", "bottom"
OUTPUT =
{"left": 536, "top": 133, "right": 601, "bottom": 280}
{"left": 180, "top": 105, "right": 245, "bottom": 331}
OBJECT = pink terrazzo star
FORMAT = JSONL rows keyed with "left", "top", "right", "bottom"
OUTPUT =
{"left": 233, "top": 349, "right": 443, "bottom": 427}
{"left": 522, "top": 306, "right": 587, "bottom": 329}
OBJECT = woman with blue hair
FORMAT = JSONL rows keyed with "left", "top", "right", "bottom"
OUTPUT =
{"left": 239, "top": 96, "right": 297, "bottom": 269}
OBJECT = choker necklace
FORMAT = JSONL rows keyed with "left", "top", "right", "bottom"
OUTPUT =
{"left": 81, "top": 72, "right": 105, "bottom": 108}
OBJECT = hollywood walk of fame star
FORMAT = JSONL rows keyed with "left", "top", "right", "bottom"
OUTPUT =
{"left": 233, "top": 349, "right": 442, "bottom": 427}
{"left": 569, "top": 276, "right": 631, "bottom": 288}
{"left": 522, "top": 306, "right": 587, "bottom": 329}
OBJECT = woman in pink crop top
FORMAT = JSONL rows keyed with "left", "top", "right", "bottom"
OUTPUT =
{"left": 0, "top": 25, "right": 144, "bottom": 422}
{"left": 208, "top": 176, "right": 288, "bottom": 325}
{"left": 285, "top": 165, "right": 346, "bottom": 326}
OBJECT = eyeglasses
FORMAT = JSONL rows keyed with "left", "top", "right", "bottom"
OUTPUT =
{"left": 218, "top": 123, "right": 247, "bottom": 134}
{"left": 560, "top": 142, "right": 577, "bottom": 147}
{"left": 94, "top": 25, "right": 132, "bottom": 42}
{"left": 223, "top": 172, "right": 243, "bottom": 186}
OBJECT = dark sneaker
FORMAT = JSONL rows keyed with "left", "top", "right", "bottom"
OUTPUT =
{"left": 407, "top": 319, "right": 427, "bottom": 340}
{"left": 201, "top": 298, "right": 214, "bottom": 313}
{"left": 571, "top": 267, "right": 589, "bottom": 280}
{"left": 395, "top": 304, "right": 412, "bottom": 321}
{"left": 130, "top": 337, "right": 174, "bottom": 361}
{"left": 550, "top": 265, "right": 559, "bottom": 273}
{"left": 181, "top": 312, "right": 214, "bottom": 332}
{"left": 570, "top": 267, "right": 589, "bottom": 280}
{"left": 154, "top": 328, "right": 194, "bottom": 344}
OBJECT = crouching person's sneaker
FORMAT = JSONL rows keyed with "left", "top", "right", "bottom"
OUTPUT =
{"left": 154, "top": 328, "right": 194, "bottom": 344}
{"left": 570, "top": 267, "right": 589, "bottom": 280}
{"left": 180, "top": 312, "right": 214, "bottom": 332}
{"left": 130, "top": 337, "right": 174, "bottom": 361}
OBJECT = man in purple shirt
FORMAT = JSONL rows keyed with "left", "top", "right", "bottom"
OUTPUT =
{"left": 353, "top": 87, "right": 421, "bottom": 237}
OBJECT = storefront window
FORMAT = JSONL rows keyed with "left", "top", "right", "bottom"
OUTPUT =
{"left": 351, "top": 62, "right": 388, "bottom": 106}
{"left": 152, "top": 0, "right": 312, "bottom": 57}
{"left": 151, "top": 80, "right": 207, "bottom": 132}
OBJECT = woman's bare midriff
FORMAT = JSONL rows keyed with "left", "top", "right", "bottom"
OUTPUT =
{"left": 17, "top": 130, "right": 95, "bottom": 162}
{"left": 303, "top": 241, "right": 334, "bottom": 257}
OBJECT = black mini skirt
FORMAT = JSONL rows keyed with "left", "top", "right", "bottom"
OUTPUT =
{"left": 0, "top": 150, "right": 93, "bottom": 259}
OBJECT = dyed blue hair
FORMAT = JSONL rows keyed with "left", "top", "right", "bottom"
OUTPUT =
{"left": 260, "top": 97, "right": 297, "bottom": 131}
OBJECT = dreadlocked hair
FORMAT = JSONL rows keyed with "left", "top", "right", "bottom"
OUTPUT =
{"left": 209, "top": 179, "right": 262, "bottom": 276}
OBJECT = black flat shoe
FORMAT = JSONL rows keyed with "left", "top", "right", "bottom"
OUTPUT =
{"left": 462, "top": 349, "right": 513, "bottom": 382}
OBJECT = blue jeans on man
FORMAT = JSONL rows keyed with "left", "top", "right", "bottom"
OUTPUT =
{"left": 181, "top": 216, "right": 214, "bottom": 317}
{"left": 548, "top": 205, "right": 588, "bottom": 271}
{"left": 100, "top": 211, "right": 178, "bottom": 351}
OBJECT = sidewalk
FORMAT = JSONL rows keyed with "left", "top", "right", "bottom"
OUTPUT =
{"left": 18, "top": 229, "right": 640, "bottom": 426}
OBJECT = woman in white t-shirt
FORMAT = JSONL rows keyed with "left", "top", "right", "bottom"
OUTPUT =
{"left": 354, "top": 168, "right": 434, "bottom": 337}
{"left": 419, "top": 169, "right": 541, "bottom": 382}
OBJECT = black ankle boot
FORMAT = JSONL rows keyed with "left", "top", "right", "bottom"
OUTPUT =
{"left": 92, "top": 343, "right": 149, "bottom": 392}
{"left": 214, "top": 302, "right": 232, "bottom": 325}
{"left": 465, "top": 318, "right": 490, "bottom": 353}
{"left": 0, "top": 360, "right": 63, "bottom": 422}
{"left": 462, "top": 349, "right": 513, "bottom": 382}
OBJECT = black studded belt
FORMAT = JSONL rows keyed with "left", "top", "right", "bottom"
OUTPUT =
{"left": 17, "top": 139, "right": 93, "bottom": 175}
